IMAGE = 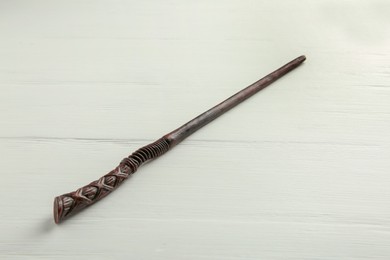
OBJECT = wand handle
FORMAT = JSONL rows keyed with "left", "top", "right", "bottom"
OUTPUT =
{"left": 54, "top": 138, "right": 170, "bottom": 223}
{"left": 54, "top": 55, "right": 305, "bottom": 224}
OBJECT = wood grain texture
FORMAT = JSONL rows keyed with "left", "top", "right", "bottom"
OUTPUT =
{"left": 1, "top": 0, "right": 390, "bottom": 259}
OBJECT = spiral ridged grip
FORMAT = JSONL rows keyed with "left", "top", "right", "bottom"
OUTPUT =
{"left": 54, "top": 137, "right": 170, "bottom": 223}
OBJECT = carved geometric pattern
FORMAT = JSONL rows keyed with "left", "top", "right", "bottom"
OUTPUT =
{"left": 54, "top": 138, "right": 170, "bottom": 223}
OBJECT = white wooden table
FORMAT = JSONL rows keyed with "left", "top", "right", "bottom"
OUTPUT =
{"left": 1, "top": 1, "right": 390, "bottom": 259}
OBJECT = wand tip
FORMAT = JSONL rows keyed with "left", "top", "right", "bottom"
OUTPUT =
{"left": 298, "top": 55, "right": 306, "bottom": 63}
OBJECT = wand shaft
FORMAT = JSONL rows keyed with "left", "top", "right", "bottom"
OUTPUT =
{"left": 165, "top": 55, "right": 306, "bottom": 146}
{"left": 54, "top": 55, "right": 305, "bottom": 223}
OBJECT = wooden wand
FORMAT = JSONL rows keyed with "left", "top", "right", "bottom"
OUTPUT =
{"left": 54, "top": 55, "right": 306, "bottom": 223}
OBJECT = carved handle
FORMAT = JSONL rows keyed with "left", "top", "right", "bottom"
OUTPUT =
{"left": 54, "top": 138, "right": 170, "bottom": 223}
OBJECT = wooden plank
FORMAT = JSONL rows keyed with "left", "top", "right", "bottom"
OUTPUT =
{"left": 1, "top": 0, "right": 390, "bottom": 259}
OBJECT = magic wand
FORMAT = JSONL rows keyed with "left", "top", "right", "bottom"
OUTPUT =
{"left": 54, "top": 55, "right": 306, "bottom": 223}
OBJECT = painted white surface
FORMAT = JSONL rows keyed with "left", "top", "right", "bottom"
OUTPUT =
{"left": 1, "top": 0, "right": 390, "bottom": 259}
